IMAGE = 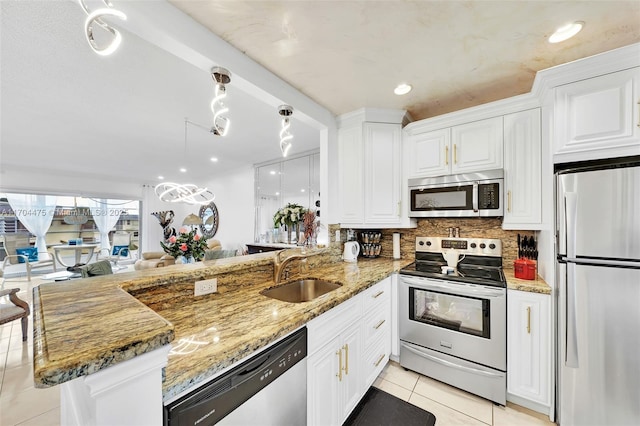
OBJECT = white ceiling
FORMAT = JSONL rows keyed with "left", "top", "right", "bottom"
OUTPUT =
{"left": 1, "top": 1, "right": 639, "bottom": 189}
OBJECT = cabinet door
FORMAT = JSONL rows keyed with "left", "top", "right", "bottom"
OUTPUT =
{"left": 503, "top": 109, "right": 542, "bottom": 229}
{"left": 338, "top": 126, "right": 364, "bottom": 223}
{"left": 451, "top": 116, "right": 503, "bottom": 173}
{"left": 340, "top": 321, "right": 363, "bottom": 423}
{"left": 507, "top": 290, "right": 550, "bottom": 409}
{"left": 307, "top": 335, "right": 342, "bottom": 426}
{"left": 405, "top": 128, "right": 450, "bottom": 178}
{"left": 554, "top": 67, "right": 640, "bottom": 161}
{"left": 364, "top": 123, "right": 402, "bottom": 224}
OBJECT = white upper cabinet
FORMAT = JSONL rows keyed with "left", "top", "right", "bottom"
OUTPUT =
{"left": 451, "top": 116, "right": 504, "bottom": 173}
{"left": 503, "top": 108, "right": 542, "bottom": 229}
{"left": 405, "top": 117, "right": 503, "bottom": 179}
{"left": 405, "top": 128, "right": 450, "bottom": 178}
{"left": 337, "top": 109, "right": 414, "bottom": 228}
{"left": 554, "top": 67, "right": 640, "bottom": 163}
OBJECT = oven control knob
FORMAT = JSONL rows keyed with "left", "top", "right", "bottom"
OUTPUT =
{"left": 418, "top": 241, "right": 425, "bottom": 246}
{"left": 426, "top": 241, "right": 431, "bottom": 246}
{"left": 470, "top": 243, "right": 477, "bottom": 249}
{"left": 489, "top": 243, "right": 496, "bottom": 250}
{"left": 480, "top": 243, "right": 486, "bottom": 249}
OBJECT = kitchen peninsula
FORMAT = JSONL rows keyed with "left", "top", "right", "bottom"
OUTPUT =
{"left": 32, "top": 248, "right": 409, "bottom": 424}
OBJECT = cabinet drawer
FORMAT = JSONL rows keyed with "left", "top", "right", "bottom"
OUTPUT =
{"left": 362, "top": 278, "right": 391, "bottom": 312}
{"left": 363, "top": 332, "right": 390, "bottom": 389}
{"left": 307, "top": 296, "right": 361, "bottom": 355}
{"left": 363, "top": 304, "right": 390, "bottom": 348}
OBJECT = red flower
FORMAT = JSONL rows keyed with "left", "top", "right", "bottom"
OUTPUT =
{"left": 180, "top": 243, "right": 188, "bottom": 252}
{"left": 179, "top": 227, "right": 188, "bottom": 234}
{"left": 169, "top": 236, "right": 177, "bottom": 244}
{"left": 194, "top": 234, "right": 201, "bottom": 241}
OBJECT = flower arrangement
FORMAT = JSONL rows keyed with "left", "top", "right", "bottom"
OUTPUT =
{"left": 273, "top": 203, "right": 307, "bottom": 228}
{"left": 160, "top": 227, "right": 208, "bottom": 261}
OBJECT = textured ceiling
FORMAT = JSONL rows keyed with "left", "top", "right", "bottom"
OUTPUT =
{"left": 170, "top": 0, "right": 640, "bottom": 120}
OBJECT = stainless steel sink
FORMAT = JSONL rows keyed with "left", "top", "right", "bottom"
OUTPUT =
{"left": 260, "top": 279, "right": 342, "bottom": 303}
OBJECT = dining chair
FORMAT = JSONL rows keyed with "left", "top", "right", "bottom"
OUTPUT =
{"left": 0, "top": 288, "right": 30, "bottom": 341}
{"left": 1, "top": 232, "right": 56, "bottom": 287}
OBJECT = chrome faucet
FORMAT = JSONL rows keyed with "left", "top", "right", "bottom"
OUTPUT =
{"left": 273, "top": 248, "right": 321, "bottom": 284}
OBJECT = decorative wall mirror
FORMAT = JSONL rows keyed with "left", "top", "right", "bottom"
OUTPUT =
{"left": 199, "top": 202, "right": 219, "bottom": 239}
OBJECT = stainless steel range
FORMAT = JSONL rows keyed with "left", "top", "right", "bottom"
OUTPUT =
{"left": 399, "top": 236, "right": 506, "bottom": 405}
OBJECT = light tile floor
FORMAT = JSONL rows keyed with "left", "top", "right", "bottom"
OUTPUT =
{"left": 1, "top": 268, "right": 555, "bottom": 425}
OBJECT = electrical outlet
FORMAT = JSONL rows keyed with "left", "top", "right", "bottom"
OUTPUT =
{"left": 194, "top": 278, "right": 217, "bottom": 296}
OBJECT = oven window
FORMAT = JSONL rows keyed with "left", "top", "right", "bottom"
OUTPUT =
{"left": 411, "top": 185, "right": 473, "bottom": 211}
{"left": 409, "top": 287, "right": 490, "bottom": 338}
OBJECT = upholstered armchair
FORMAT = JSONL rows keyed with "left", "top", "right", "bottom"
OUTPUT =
{"left": 1, "top": 233, "right": 56, "bottom": 284}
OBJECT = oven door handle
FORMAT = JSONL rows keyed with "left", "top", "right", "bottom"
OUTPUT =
{"left": 400, "top": 276, "right": 504, "bottom": 298}
{"left": 402, "top": 342, "right": 503, "bottom": 378}
{"left": 472, "top": 181, "right": 479, "bottom": 212}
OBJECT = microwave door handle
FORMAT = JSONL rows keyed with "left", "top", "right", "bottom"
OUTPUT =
{"left": 472, "top": 181, "right": 479, "bottom": 212}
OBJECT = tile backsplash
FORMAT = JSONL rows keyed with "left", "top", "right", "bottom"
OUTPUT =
{"left": 332, "top": 218, "right": 536, "bottom": 268}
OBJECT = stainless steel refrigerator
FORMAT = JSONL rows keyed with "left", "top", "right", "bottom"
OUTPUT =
{"left": 556, "top": 157, "right": 640, "bottom": 426}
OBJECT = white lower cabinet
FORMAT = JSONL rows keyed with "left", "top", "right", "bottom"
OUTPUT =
{"left": 507, "top": 289, "right": 551, "bottom": 414}
{"left": 307, "top": 277, "right": 391, "bottom": 426}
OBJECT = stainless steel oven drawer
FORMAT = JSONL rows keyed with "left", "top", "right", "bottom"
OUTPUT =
{"left": 400, "top": 341, "right": 506, "bottom": 405}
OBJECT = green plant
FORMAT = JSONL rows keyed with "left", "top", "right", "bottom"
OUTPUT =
{"left": 273, "top": 203, "right": 307, "bottom": 228}
{"left": 160, "top": 227, "right": 208, "bottom": 260}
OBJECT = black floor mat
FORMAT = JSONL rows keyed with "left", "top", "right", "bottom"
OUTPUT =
{"left": 343, "top": 386, "right": 437, "bottom": 426}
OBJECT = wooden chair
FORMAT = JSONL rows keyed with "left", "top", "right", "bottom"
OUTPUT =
{"left": 1, "top": 232, "right": 56, "bottom": 285}
{"left": 0, "top": 288, "right": 30, "bottom": 341}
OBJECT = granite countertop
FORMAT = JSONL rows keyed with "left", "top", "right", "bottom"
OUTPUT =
{"left": 32, "top": 249, "right": 410, "bottom": 402}
{"left": 503, "top": 268, "right": 551, "bottom": 294}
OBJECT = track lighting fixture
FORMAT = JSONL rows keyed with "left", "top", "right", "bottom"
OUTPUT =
{"left": 278, "top": 105, "right": 294, "bottom": 157}
{"left": 211, "top": 67, "right": 231, "bottom": 137}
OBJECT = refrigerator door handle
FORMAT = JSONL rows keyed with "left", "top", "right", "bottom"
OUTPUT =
{"left": 565, "top": 192, "right": 578, "bottom": 259}
{"left": 566, "top": 262, "right": 579, "bottom": 368}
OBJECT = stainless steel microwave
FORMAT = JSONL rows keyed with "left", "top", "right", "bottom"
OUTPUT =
{"left": 408, "top": 170, "right": 503, "bottom": 217}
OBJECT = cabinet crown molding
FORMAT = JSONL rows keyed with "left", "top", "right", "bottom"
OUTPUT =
{"left": 337, "top": 108, "right": 410, "bottom": 129}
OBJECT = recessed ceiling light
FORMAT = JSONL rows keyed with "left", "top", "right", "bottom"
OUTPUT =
{"left": 394, "top": 83, "right": 412, "bottom": 95}
{"left": 275, "top": 192, "right": 280, "bottom": 196}
{"left": 158, "top": 175, "right": 164, "bottom": 180}
{"left": 210, "top": 157, "right": 218, "bottom": 162}
{"left": 270, "top": 170, "right": 277, "bottom": 175}
{"left": 301, "top": 189, "right": 306, "bottom": 193}
{"left": 549, "top": 21, "right": 584, "bottom": 43}
{"left": 179, "top": 167, "right": 187, "bottom": 173}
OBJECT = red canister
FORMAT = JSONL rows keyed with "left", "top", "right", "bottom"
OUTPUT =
{"left": 514, "top": 258, "right": 536, "bottom": 280}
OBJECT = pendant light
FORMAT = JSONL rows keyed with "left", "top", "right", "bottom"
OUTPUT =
{"left": 211, "top": 67, "right": 231, "bottom": 137}
{"left": 278, "top": 105, "right": 294, "bottom": 157}
{"left": 78, "top": 0, "right": 127, "bottom": 56}
{"left": 63, "top": 197, "right": 89, "bottom": 225}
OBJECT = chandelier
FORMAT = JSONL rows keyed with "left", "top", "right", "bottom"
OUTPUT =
{"left": 278, "top": 105, "right": 294, "bottom": 157}
{"left": 155, "top": 119, "right": 215, "bottom": 205}
{"left": 78, "top": 0, "right": 127, "bottom": 56}
{"left": 210, "top": 67, "right": 231, "bottom": 137}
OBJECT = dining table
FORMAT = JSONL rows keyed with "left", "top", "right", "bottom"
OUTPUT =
{"left": 51, "top": 243, "right": 99, "bottom": 268}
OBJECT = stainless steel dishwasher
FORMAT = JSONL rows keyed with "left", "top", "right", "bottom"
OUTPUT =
{"left": 164, "top": 327, "right": 307, "bottom": 426}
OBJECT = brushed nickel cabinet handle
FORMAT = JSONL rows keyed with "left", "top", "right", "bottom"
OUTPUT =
{"left": 445, "top": 145, "right": 449, "bottom": 165}
{"left": 637, "top": 101, "right": 639, "bottom": 128}
{"left": 336, "top": 350, "right": 343, "bottom": 381}
{"left": 374, "top": 319, "right": 386, "bottom": 330}
{"left": 374, "top": 354, "right": 385, "bottom": 367}
{"left": 527, "top": 306, "right": 532, "bottom": 334}
{"left": 372, "top": 290, "right": 384, "bottom": 298}
{"left": 508, "top": 191, "right": 512, "bottom": 213}
{"left": 343, "top": 344, "right": 349, "bottom": 375}
{"left": 454, "top": 144, "right": 458, "bottom": 164}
